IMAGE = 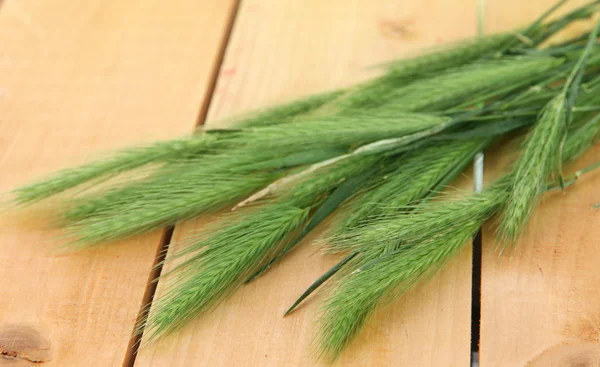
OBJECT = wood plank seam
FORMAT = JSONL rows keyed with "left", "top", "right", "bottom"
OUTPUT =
{"left": 471, "top": 2, "right": 486, "bottom": 365}
{"left": 194, "top": 0, "right": 244, "bottom": 127}
{"left": 471, "top": 230, "right": 483, "bottom": 362}
{"left": 123, "top": 1, "right": 243, "bottom": 366}
{"left": 123, "top": 227, "right": 175, "bottom": 367}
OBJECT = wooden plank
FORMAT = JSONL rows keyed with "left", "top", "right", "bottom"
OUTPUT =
{"left": 479, "top": 2, "right": 599, "bottom": 366}
{"left": 135, "top": 1, "right": 478, "bottom": 366}
{"left": 0, "top": 1, "right": 236, "bottom": 365}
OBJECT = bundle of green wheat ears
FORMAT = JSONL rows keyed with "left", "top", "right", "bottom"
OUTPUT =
{"left": 6, "top": 0, "right": 600, "bottom": 361}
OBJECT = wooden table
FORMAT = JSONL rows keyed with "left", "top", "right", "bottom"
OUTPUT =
{"left": 1, "top": 1, "right": 599, "bottom": 366}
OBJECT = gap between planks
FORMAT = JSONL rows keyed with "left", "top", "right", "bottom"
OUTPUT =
{"left": 122, "top": 1, "right": 243, "bottom": 366}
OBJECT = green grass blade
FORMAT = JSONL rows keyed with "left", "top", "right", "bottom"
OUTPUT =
{"left": 11, "top": 136, "right": 216, "bottom": 204}
{"left": 284, "top": 251, "right": 358, "bottom": 317}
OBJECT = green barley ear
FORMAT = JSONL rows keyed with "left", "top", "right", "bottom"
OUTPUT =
{"left": 140, "top": 204, "right": 310, "bottom": 340}
{"left": 498, "top": 18, "right": 600, "bottom": 245}
{"left": 316, "top": 189, "right": 507, "bottom": 361}
{"left": 377, "top": 57, "right": 564, "bottom": 112}
{"left": 11, "top": 135, "right": 219, "bottom": 204}
{"left": 245, "top": 112, "right": 451, "bottom": 151}
{"left": 316, "top": 228, "right": 475, "bottom": 361}
{"left": 338, "top": 32, "right": 516, "bottom": 109}
{"left": 497, "top": 95, "right": 567, "bottom": 244}
{"left": 65, "top": 176, "right": 277, "bottom": 245}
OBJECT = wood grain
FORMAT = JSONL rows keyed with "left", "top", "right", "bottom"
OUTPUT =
{"left": 0, "top": 0, "right": 236, "bottom": 365}
{"left": 135, "top": 0, "right": 477, "bottom": 366}
{"left": 480, "top": 2, "right": 600, "bottom": 366}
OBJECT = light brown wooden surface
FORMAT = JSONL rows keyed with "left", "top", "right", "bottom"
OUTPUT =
{"left": 0, "top": 0, "right": 236, "bottom": 365}
{"left": 8, "top": 1, "right": 599, "bottom": 366}
{"left": 480, "top": 2, "right": 600, "bottom": 366}
{"left": 135, "top": 1, "right": 477, "bottom": 366}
